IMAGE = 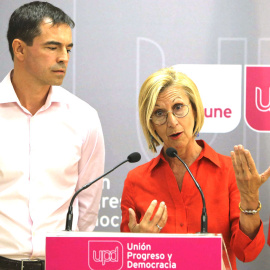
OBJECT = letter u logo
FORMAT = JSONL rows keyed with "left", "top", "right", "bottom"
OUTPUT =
{"left": 255, "top": 87, "right": 270, "bottom": 112}
{"left": 92, "top": 250, "right": 102, "bottom": 263}
{"left": 245, "top": 66, "right": 270, "bottom": 132}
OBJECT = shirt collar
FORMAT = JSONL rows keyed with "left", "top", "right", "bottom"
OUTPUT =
{"left": 196, "top": 140, "right": 221, "bottom": 167}
{"left": 41, "top": 85, "right": 69, "bottom": 111}
{"left": 0, "top": 70, "right": 69, "bottom": 106}
{"left": 150, "top": 139, "right": 221, "bottom": 172}
{"left": 0, "top": 71, "right": 20, "bottom": 104}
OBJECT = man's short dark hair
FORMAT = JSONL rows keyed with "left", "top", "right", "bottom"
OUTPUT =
{"left": 7, "top": 1, "right": 75, "bottom": 60}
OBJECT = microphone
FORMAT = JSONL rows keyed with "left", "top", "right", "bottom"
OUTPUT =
{"left": 65, "top": 152, "right": 141, "bottom": 231}
{"left": 166, "top": 147, "right": 207, "bottom": 233}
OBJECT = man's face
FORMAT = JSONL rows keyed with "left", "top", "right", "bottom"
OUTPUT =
{"left": 23, "top": 19, "right": 73, "bottom": 86}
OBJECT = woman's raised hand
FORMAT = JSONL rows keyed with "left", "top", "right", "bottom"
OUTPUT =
{"left": 231, "top": 145, "right": 270, "bottom": 202}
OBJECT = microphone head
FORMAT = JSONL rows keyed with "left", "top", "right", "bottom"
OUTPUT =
{"left": 127, "top": 152, "right": 141, "bottom": 163}
{"left": 166, "top": 147, "right": 177, "bottom": 158}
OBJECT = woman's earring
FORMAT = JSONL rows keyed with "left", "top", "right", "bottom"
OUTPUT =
{"left": 195, "top": 131, "right": 199, "bottom": 137}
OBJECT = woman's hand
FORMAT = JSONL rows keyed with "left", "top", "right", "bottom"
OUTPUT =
{"left": 231, "top": 145, "right": 270, "bottom": 238}
{"left": 128, "top": 200, "right": 168, "bottom": 233}
{"left": 231, "top": 145, "right": 270, "bottom": 203}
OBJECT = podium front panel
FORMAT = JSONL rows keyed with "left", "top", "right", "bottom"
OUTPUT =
{"left": 46, "top": 232, "right": 223, "bottom": 270}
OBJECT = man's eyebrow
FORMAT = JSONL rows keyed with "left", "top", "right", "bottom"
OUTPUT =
{"left": 43, "top": 41, "right": 73, "bottom": 47}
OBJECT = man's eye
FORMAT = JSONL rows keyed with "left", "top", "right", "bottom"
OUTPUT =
{"left": 48, "top": 47, "right": 57, "bottom": 50}
{"left": 67, "top": 49, "right": 72, "bottom": 54}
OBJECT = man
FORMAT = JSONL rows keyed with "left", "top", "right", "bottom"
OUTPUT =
{"left": 0, "top": 2, "right": 105, "bottom": 269}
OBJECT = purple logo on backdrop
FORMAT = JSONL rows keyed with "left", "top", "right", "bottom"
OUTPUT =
{"left": 88, "top": 241, "right": 123, "bottom": 270}
{"left": 245, "top": 66, "right": 270, "bottom": 132}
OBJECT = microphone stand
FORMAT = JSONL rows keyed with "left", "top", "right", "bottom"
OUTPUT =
{"left": 65, "top": 159, "right": 129, "bottom": 231}
{"left": 174, "top": 153, "right": 208, "bottom": 233}
{"left": 166, "top": 147, "right": 208, "bottom": 233}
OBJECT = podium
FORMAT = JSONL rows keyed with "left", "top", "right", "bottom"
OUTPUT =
{"left": 46, "top": 232, "right": 232, "bottom": 270}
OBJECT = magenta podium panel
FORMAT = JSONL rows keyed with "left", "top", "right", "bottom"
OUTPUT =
{"left": 46, "top": 232, "right": 231, "bottom": 270}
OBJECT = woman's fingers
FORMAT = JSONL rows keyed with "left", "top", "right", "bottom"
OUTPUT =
{"left": 231, "top": 145, "right": 270, "bottom": 202}
{"left": 244, "top": 149, "right": 257, "bottom": 173}
{"left": 151, "top": 201, "right": 167, "bottom": 232}
{"left": 143, "top": 200, "right": 158, "bottom": 221}
{"left": 261, "top": 166, "right": 270, "bottom": 184}
{"left": 155, "top": 203, "right": 168, "bottom": 233}
{"left": 129, "top": 200, "right": 168, "bottom": 233}
{"left": 128, "top": 208, "right": 138, "bottom": 232}
{"left": 231, "top": 145, "right": 252, "bottom": 175}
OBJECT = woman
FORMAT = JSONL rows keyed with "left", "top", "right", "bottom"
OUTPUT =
{"left": 120, "top": 67, "right": 270, "bottom": 269}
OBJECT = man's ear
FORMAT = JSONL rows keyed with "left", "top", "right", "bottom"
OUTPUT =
{"left": 12, "top": 39, "right": 26, "bottom": 61}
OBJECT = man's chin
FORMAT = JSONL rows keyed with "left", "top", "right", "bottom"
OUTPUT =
{"left": 52, "top": 82, "right": 64, "bottom": 86}
{"left": 51, "top": 79, "right": 65, "bottom": 86}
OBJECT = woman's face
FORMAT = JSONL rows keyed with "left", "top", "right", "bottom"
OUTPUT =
{"left": 152, "top": 86, "right": 196, "bottom": 154}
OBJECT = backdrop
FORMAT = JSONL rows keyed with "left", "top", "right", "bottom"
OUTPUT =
{"left": 0, "top": 1, "right": 270, "bottom": 269}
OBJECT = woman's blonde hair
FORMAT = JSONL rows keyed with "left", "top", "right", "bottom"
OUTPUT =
{"left": 139, "top": 67, "right": 204, "bottom": 153}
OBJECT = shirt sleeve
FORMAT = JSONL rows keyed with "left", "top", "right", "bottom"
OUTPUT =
{"left": 76, "top": 110, "right": 105, "bottom": 231}
{"left": 267, "top": 218, "right": 270, "bottom": 246}
{"left": 229, "top": 167, "right": 265, "bottom": 262}
{"left": 120, "top": 171, "right": 135, "bottom": 232}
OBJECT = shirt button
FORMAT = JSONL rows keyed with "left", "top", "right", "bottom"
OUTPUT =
{"left": 180, "top": 223, "right": 184, "bottom": 227}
